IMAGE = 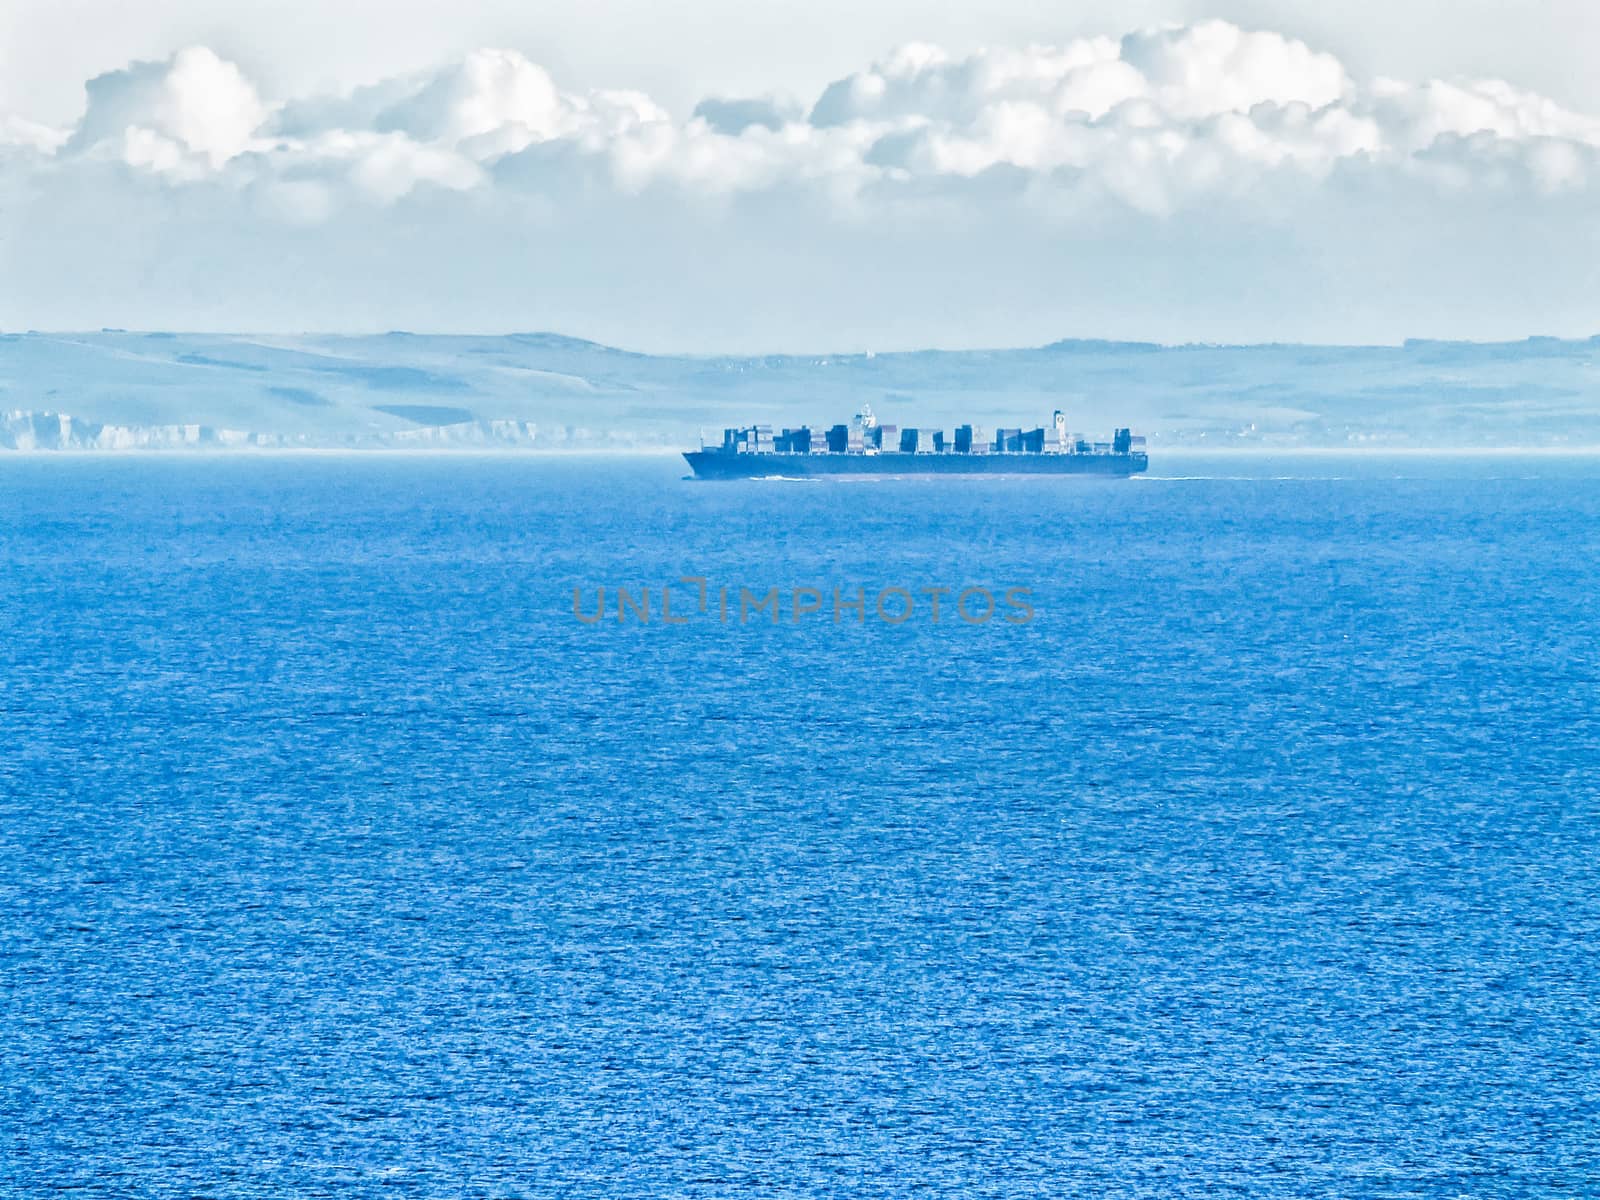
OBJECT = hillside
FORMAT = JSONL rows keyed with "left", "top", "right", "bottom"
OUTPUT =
{"left": 3, "top": 331, "right": 1598, "bottom": 449}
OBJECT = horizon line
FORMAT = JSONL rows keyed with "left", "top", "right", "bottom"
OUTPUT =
{"left": 9, "top": 328, "right": 1600, "bottom": 359}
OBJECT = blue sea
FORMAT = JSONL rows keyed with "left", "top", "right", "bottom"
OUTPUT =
{"left": 2, "top": 455, "right": 1596, "bottom": 1197}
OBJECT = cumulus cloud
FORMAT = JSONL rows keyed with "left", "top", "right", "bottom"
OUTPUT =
{"left": 5, "top": 21, "right": 1600, "bottom": 345}
{"left": 1119, "top": 20, "right": 1350, "bottom": 118}
{"left": 375, "top": 49, "right": 566, "bottom": 146}
{"left": 67, "top": 46, "right": 268, "bottom": 170}
{"left": 19, "top": 23, "right": 1600, "bottom": 211}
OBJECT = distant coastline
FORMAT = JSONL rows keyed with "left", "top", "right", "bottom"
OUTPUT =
{"left": 4, "top": 330, "right": 1598, "bottom": 451}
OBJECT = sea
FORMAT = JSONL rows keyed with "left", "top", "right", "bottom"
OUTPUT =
{"left": 1, "top": 454, "right": 1596, "bottom": 1197}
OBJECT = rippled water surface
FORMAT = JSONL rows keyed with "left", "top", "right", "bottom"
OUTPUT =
{"left": 2, "top": 455, "right": 1597, "bottom": 1197}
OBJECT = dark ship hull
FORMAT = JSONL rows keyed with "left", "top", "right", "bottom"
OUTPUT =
{"left": 685, "top": 449, "right": 1148, "bottom": 479}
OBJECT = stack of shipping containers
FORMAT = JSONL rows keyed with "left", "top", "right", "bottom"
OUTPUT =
{"left": 712, "top": 418, "right": 1117, "bottom": 458}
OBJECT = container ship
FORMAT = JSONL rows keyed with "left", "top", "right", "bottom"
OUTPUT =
{"left": 684, "top": 405, "right": 1147, "bottom": 479}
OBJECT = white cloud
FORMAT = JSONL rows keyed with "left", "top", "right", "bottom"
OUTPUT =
{"left": 1119, "top": 20, "right": 1350, "bottom": 118}
{"left": 321, "top": 131, "right": 486, "bottom": 203}
{"left": 68, "top": 46, "right": 269, "bottom": 168}
{"left": 1372, "top": 76, "right": 1600, "bottom": 153}
{"left": 5, "top": 21, "right": 1600, "bottom": 345}
{"left": 375, "top": 49, "right": 566, "bottom": 146}
{"left": 22, "top": 25, "right": 1600, "bottom": 211}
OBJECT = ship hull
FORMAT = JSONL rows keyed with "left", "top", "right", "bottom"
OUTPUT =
{"left": 684, "top": 450, "right": 1148, "bottom": 479}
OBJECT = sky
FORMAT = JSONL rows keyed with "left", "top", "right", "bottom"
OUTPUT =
{"left": 3, "top": 1, "right": 1599, "bottom": 350}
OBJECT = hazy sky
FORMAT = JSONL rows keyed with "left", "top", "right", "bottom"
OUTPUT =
{"left": 4, "top": 1, "right": 1599, "bottom": 348}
